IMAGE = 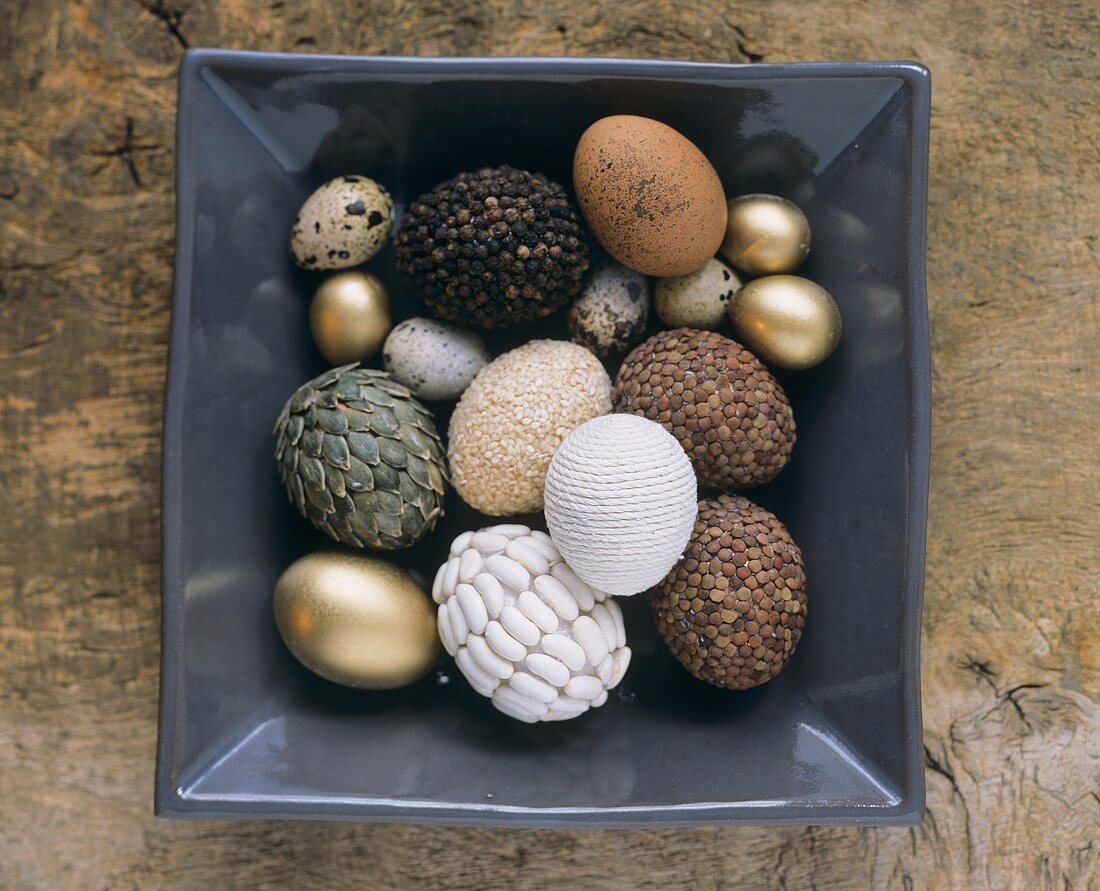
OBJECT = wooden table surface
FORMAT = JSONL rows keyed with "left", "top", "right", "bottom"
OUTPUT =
{"left": 1, "top": 1, "right": 1097, "bottom": 888}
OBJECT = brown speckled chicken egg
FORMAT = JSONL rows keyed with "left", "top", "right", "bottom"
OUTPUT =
{"left": 573, "top": 116, "right": 727, "bottom": 277}
{"left": 290, "top": 175, "right": 393, "bottom": 270}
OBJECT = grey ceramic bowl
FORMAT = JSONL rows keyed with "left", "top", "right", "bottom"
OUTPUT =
{"left": 158, "top": 50, "right": 930, "bottom": 827}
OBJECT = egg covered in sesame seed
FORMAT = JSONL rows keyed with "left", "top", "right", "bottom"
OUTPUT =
{"left": 290, "top": 175, "right": 393, "bottom": 270}
{"left": 567, "top": 263, "right": 650, "bottom": 359}
{"left": 383, "top": 317, "right": 491, "bottom": 401}
{"left": 448, "top": 340, "right": 611, "bottom": 516}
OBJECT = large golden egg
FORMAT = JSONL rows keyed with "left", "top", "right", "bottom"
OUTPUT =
{"left": 721, "top": 194, "right": 810, "bottom": 275}
{"left": 728, "top": 275, "right": 841, "bottom": 370}
{"left": 273, "top": 552, "right": 439, "bottom": 689}
{"left": 309, "top": 271, "right": 392, "bottom": 365}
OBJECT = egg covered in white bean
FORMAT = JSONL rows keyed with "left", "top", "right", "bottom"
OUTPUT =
{"left": 567, "top": 263, "right": 649, "bottom": 358}
{"left": 383, "top": 317, "right": 490, "bottom": 401}
{"left": 433, "top": 524, "right": 631, "bottom": 723}
{"left": 290, "top": 175, "right": 393, "bottom": 270}
{"left": 654, "top": 257, "right": 741, "bottom": 330}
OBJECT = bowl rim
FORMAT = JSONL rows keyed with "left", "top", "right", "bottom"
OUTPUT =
{"left": 158, "top": 48, "right": 931, "bottom": 827}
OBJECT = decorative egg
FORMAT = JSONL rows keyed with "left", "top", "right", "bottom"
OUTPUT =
{"left": 544, "top": 414, "right": 698, "bottom": 597}
{"left": 728, "top": 275, "right": 842, "bottom": 370}
{"left": 274, "top": 552, "right": 440, "bottom": 689}
{"left": 720, "top": 194, "right": 810, "bottom": 275}
{"left": 448, "top": 340, "right": 611, "bottom": 516}
{"left": 573, "top": 115, "right": 727, "bottom": 277}
{"left": 290, "top": 175, "right": 393, "bottom": 270}
{"left": 433, "top": 523, "right": 631, "bottom": 723}
{"left": 654, "top": 258, "right": 741, "bottom": 330}
{"left": 652, "top": 494, "right": 807, "bottom": 689}
{"left": 383, "top": 317, "right": 491, "bottom": 401}
{"left": 309, "top": 271, "right": 391, "bottom": 364}
{"left": 567, "top": 263, "right": 650, "bottom": 358}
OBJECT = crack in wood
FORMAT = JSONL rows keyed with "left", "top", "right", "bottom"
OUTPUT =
{"left": 132, "top": 0, "right": 190, "bottom": 49}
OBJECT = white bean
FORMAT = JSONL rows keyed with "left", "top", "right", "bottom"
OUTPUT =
{"left": 564, "top": 674, "right": 604, "bottom": 700}
{"left": 449, "top": 530, "right": 474, "bottom": 557}
{"left": 572, "top": 615, "right": 609, "bottom": 666}
{"left": 517, "top": 590, "right": 559, "bottom": 633}
{"left": 437, "top": 604, "right": 457, "bottom": 656}
{"left": 472, "top": 572, "right": 504, "bottom": 618}
{"left": 611, "top": 602, "right": 627, "bottom": 648}
{"left": 509, "top": 671, "right": 559, "bottom": 704}
{"left": 505, "top": 540, "right": 551, "bottom": 576}
{"left": 592, "top": 689, "right": 608, "bottom": 707}
{"left": 591, "top": 602, "right": 618, "bottom": 650}
{"left": 533, "top": 575, "right": 579, "bottom": 621}
{"left": 455, "top": 583, "right": 488, "bottom": 634}
{"left": 493, "top": 696, "right": 540, "bottom": 723}
{"left": 541, "top": 634, "right": 586, "bottom": 672}
{"left": 493, "top": 685, "right": 548, "bottom": 718}
{"left": 485, "top": 554, "right": 531, "bottom": 592}
{"left": 447, "top": 595, "right": 469, "bottom": 644}
{"left": 525, "top": 653, "right": 570, "bottom": 688}
{"left": 485, "top": 524, "right": 530, "bottom": 538}
{"left": 528, "top": 529, "right": 553, "bottom": 545}
{"left": 610, "top": 647, "right": 632, "bottom": 687}
{"left": 554, "top": 695, "right": 591, "bottom": 712}
{"left": 458, "top": 549, "right": 483, "bottom": 583}
{"left": 431, "top": 561, "right": 447, "bottom": 604}
{"left": 596, "top": 653, "right": 614, "bottom": 685}
{"left": 466, "top": 634, "right": 513, "bottom": 680}
{"left": 517, "top": 534, "right": 559, "bottom": 562}
{"left": 471, "top": 531, "right": 509, "bottom": 553}
{"left": 485, "top": 620, "right": 527, "bottom": 663}
{"left": 455, "top": 646, "right": 498, "bottom": 696}
{"left": 499, "top": 605, "right": 541, "bottom": 647}
{"left": 441, "top": 556, "right": 461, "bottom": 597}
{"left": 551, "top": 562, "right": 595, "bottom": 611}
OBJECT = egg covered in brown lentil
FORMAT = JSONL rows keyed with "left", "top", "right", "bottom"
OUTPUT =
{"left": 290, "top": 175, "right": 393, "bottom": 270}
{"left": 613, "top": 327, "right": 796, "bottom": 489}
{"left": 652, "top": 494, "right": 806, "bottom": 689}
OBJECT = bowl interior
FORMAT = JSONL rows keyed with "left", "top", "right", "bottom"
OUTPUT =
{"left": 161, "top": 54, "right": 926, "bottom": 825}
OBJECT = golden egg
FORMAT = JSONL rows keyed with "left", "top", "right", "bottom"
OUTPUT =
{"left": 274, "top": 552, "right": 439, "bottom": 689}
{"left": 721, "top": 194, "right": 810, "bottom": 275}
{"left": 728, "top": 275, "right": 841, "bottom": 370}
{"left": 309, "top": 271, "right": 391, "bottom": 365}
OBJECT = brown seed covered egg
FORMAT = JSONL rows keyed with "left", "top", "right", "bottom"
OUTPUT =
{"left": 290, "top": 175, "right": 393, "bottom": 270}
{"left": 573, "top": 115, "right": 727, "bottom": 277}
{"left": 652, "top": 494, "right": 806, "bottom": 690}
{"left": 613, "top": 328, "right": 795, "bottom": 489}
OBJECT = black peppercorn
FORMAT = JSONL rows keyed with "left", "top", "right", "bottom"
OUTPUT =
{"left": 394, "top": 166, "right": 589, "bottom": 328}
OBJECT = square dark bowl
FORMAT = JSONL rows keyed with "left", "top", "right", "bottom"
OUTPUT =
{"left": 159, "top": 50, "right": 930, "bottom": 827}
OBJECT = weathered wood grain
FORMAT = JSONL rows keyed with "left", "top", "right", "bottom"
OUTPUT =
{"left": 1, "top": 1, "right": 1097, "bottom": 888}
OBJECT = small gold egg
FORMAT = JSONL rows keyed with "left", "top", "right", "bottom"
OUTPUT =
{"left": 728, "top": 275, "right": 841, "bottom": 370}
{"left": 274, "top": 552, "right": 439, "bottom": 689}
{"left": 721, "top": 194, "right": 810, "bottom": 275}
{"left": 310, "top": 271, "right": 391, "bottom": 365}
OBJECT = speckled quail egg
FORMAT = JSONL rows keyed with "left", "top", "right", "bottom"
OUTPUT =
{"left": 654, "top": 257, "right": 741, "bottom": 330}
{"left": 382, "top": 317, "right": 491, "bottom": 401}
{"left": 290, "top": 175, "right": 393, "bottom": 270}
{"left": 567, "top": 263, "right": 649, "bottom": 358}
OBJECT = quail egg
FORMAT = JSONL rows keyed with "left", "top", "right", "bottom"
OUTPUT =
{"left": 654, "top": 258, "right": 740, "bottom": 330}
{"left": 567, "top": 263, "right": 649, "bottom": 358}
{"left": 290, "top": 175, "right": 393, "bottom": 270}
{"left": 382, "top": 317, "right": 491, "bottom": 401}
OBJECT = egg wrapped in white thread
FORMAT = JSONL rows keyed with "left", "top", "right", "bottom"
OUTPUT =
{"left": 543, "top": 413, "right": 698, "bottom": 596}
{"left": 433, "top": 524, "right": 631, "bottom": 723}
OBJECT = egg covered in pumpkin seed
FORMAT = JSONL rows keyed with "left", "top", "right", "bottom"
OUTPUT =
{"left": 290, "top": 175, "right": 393, "bottom": 270}
{"left": 383, "top": 317, "right": 491, "bottom": 401}
{"left": 654, "top": 257, "right": 741, "bottom": 330}
{"left": 567, "top": 263, "right": 649, "bottom": 358}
